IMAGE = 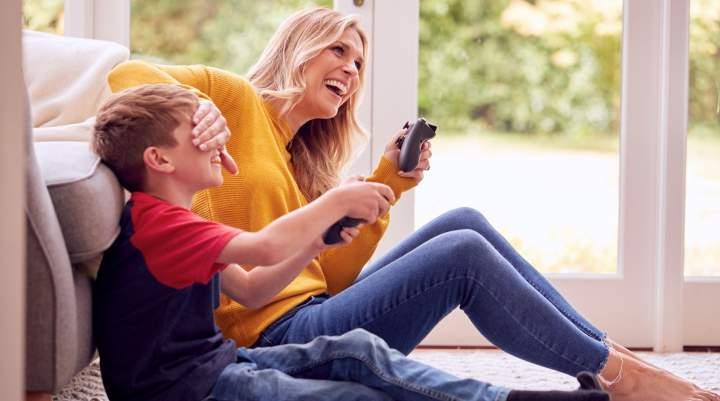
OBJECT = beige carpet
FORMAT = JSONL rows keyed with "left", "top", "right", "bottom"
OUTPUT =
{"left": 411, "top": 350, "right": 720, "bottom": 390}
{"left": 53, "top": 351, "right": 720, "bottom": 400}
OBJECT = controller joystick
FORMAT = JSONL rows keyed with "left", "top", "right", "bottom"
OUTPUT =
{"left": 323, "top": 217, "right": 365, "bottom": 245}
{"left": 396, "top": 118, "right": 437, "bottom": 172}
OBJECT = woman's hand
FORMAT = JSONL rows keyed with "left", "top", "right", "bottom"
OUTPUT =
{"left": 192, "top": 100, "right": 239, "bottom": 175}
{"left": 383, "top": 126, "right": 433, "bottom": 184}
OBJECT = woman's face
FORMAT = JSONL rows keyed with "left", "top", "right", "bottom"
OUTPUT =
{"left": 297, "top": 28, "right": 364, "bottom": 121}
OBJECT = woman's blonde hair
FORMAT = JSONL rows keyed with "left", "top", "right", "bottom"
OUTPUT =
{"left": 247, "top": 7, "right": 368, "bottom": 201}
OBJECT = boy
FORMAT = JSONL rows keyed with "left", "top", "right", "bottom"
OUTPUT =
{"left": 92, "top": 84, "right": 608, "bottom": 401}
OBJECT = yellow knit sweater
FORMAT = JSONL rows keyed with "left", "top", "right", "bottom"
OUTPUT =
{"left": 108, "top": 61, "right": 417, "bottom": 346}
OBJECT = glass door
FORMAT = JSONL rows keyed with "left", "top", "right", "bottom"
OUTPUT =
{"left": 683, "top": 0, "right": 720, "bottom": 347}
{"left": 338, "top": 0, "right": 715, "bottom": 349}
{"left": 413, "top": 0, "right": 630, "bottom": 346}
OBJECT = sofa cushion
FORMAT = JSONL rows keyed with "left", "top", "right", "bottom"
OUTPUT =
{"left": 23, "top": 30, "right": 129, "bottom": 142}
{"left": 35, "top": 141, "right": 125, "bottom": 266}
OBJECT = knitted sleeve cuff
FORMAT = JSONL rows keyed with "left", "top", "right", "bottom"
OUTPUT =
{"left": 365, "top": 156, "right": 418, "bottom": 201}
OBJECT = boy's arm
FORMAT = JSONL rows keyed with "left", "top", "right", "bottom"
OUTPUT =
{"left": 216, "top": 181, "right": 393, "bottom": 267}
{"left": 220, "top": 242, "right": 321, "bottom": 309}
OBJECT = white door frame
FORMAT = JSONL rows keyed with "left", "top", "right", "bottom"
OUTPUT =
{"left": 335, "top": 0, "right": 419, "bottom": 259}
{"left": 65, "top": 0, "right": 129, "bottom": 46}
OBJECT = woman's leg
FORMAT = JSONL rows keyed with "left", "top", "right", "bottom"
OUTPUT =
{"left": 212, "top": 329, "right": 510, "bottom": 401}
{"left": 345, "top": 208, "right": 719, "bottom": 401}
{"left": 262, "top": 229, "right": 609, "bottom": 376}
{"left": 357, "top": 207, "right": 604, "bottom": 341}
{"left": 409, "top": 209, "right": 719, "bottom": 400}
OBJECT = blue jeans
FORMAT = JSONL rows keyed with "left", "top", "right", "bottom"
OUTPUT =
{"left": 256, "top": 207, "right": 610, "bottom": 376}
{"left": 208, "top": 329, "right": 510, "bottom": 401}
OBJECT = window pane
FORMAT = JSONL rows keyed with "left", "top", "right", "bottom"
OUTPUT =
{"left": 416, "top": 0, "right": 622, "bottom": 274}
{"left": 131, "top": 0, "right": 331, "bottom": 73}
{"left": 23, "top": 0, "right": 64, "bottom": 34}
{"left": 685, "top": 0, "right": 720, "bottom": 277}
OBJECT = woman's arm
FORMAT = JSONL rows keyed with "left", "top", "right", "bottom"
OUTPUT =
{"left": 319, "top": 126, "right": 434, "bottom": 293}
{"left": 319, "top": 155, "right": 418, "bottom": 294}
{"left": 109, "top": 61, "right": 253, "bottom": 114}
{"left": 319, "top": 126, "right": 435, "bottom": 293}
{"left": 108, "top": 60, "right": 212, "bottom": 97}
{"left": 108, "top": 61, "right": 243, "bottom": 172}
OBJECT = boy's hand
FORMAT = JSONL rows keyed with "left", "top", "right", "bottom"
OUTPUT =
{"left": 192, "top": 100, "right": 238, "bottom": 175}
{"left": 330, "top": 180, "right": 395, "bottom": 224}
{"left": 313, "top": 225, "right": 362, "bottom": 251}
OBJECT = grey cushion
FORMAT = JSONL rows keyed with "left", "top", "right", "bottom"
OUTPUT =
{"left": 34, "top": 141, "right": 124, "bottom": 266}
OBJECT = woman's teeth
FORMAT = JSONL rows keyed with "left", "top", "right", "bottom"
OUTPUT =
{"left": 324, "top": 79, "right": 347, "bottom": 96}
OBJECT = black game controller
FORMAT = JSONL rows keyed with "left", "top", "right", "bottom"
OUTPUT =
{"left": 396, "top": 118, "right": 437, "bottom": 172}
{"left": 323, "top": 217, "right": 365, "bottom": 245}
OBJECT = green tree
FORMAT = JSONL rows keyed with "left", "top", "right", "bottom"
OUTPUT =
{"left": 23, "top": 0, "right": 64, "bottom": 34}
{"left": 131, "top": 0, "right": 331, "bottom": 75}
{"left": 419, "top": 0, "right": 622, "bottom": 136}
{"left": 689, "top": 0, "right": 720, "bottom": 136}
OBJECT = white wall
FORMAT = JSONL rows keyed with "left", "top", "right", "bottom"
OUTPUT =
{"left": 0, "top": 0, "right": 26, "bottom": 400}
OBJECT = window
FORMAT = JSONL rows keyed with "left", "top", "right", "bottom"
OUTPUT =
{"left": 685, "top": 0, "right": 720, "bottom": 277}
{"left": 23, "top": 0, "right": 64, "bottom": 34}
{"left": 131, "top": 0, "right": 331, "bottom": 73}
{"left": 416, "top": 0, "right": 623, "bottom": 274}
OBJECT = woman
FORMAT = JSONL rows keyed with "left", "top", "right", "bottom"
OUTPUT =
{"left": 109, "top": 7, "right": 718, "bottom": 401}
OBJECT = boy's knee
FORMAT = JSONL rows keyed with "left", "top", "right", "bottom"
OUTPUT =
{"left": 321, "top": 329, "right": 393, "bottom": 356}
{"left": 338, "top": 328, "right": 385, "bottom": 346}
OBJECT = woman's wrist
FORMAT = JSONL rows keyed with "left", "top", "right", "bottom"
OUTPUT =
{"left": 365, "top": 156, "right": 417, "bottom": 200}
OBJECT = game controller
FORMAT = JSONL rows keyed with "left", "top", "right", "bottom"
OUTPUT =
{"left": 323, "top": 217, "right": 365, "bottom": 245}
{"left": 396, "top": 118, "right": 437, "bottom": 172}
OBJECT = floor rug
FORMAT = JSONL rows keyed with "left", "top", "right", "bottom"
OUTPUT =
{"left": 52, "top": 351, "right": 720, "bottom": 400}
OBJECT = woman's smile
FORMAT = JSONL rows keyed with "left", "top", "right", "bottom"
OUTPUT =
{"left": 324, "top": 79, "right": 348, "bottom": 97}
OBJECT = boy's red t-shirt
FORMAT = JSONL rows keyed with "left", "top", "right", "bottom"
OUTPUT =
{"left": 94, "top": 192, "right": 241, "bottom": 401}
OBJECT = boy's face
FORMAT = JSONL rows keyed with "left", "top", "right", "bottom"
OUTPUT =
{"left": 165, "top": 113, "right": 224, "bottom": 192}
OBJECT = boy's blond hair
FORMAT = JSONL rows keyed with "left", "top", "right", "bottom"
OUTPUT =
{"left": 92, "top": 84, "right": 198, "bottom": 192}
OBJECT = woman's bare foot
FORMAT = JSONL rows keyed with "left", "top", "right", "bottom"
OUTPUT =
{"left": 605, "top": 338, "right": 720, "bottom": 400}
{"left": 599, "top": 348, "right": 720, "bottom": 401}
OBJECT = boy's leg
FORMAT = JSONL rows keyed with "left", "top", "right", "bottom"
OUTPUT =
{"left": 208, "top": 363, "right": 393, "bottom": 401}
{"left": 245, "top": 329, "right": 511, "bottom": 401}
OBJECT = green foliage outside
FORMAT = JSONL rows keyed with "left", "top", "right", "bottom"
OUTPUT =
{"left": 22, "top": 0, "right": 63, "bottom": 33}
{"left": 23, "top": 0, "right": 720, "bottom": 139}
{"left": 419, "top": 0, "right": 720, "bottom": 138}
{"left": 419, "top": 0, "right": 622, "bottom": 135}
{"left": 131, "top": 0, "right": 332, "bottom": 76}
